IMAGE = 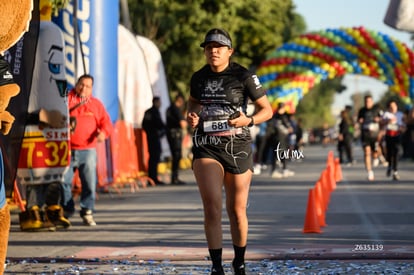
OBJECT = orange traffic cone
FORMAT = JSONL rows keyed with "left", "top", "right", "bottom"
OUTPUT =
{"left": 319, "top": 168, "right": 334, "bottom": 209}
{"left": 334, "top": 157, "right": 343, "bottom": 182}
{"left": 326, "top": 150, "right": 335, "bottom": 167}
{"left": 314, "top": 180, "right": 327, "bottom": 227}
{"left": 326, "top": 163, "right": 337, "bottom": 192}
{"left": 303, "top": 189, "right": 322, "bottom": 233}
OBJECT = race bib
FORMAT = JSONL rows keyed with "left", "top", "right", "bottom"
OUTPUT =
{"left": 203, "top": 119, "right": 242, "bottom": 136}
{"left": 203, "top": 119, "right": 231, "bottom": 132}
{"left": 368, "top": 123, "right": 379, "bottom": 132}
{"left": 387, "top": 124, "right": 399, "bottom": 131}
{"left": 363, "top": 122, "right": 379, "bottom": 132}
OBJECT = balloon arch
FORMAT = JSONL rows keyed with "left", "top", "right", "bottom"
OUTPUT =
{"left": 257, "top": 26, "right": 414, "bottom": 112}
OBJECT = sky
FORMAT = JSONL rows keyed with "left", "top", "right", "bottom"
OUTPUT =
{"left": 292, "top": 0, "right": 413, "bottom": 113}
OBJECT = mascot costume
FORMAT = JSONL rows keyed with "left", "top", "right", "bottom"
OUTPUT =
{"left": 17, "top": 0, "right": 70, "bottom": 232}
{"left": 0, "top": 0, "right": 34, "bottom": 273}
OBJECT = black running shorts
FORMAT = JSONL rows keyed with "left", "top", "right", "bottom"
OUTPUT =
{"left": 192, "top": 133, "right": 253, "bottom": 174}
{"left": 361, "top": 130, "right": 378, "bottom": 151}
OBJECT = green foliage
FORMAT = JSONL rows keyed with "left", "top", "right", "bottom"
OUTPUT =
{"left": 127, "top": 0, "right": 304, "bottom": 94}
{"left": 378, "top": 91, "right": 409, "bottom": 112}
{"left": 125, "top": 0, "right": 350, "bottom": 127}
{"left": 296, "top": 77, "right": 345, "bottom": 129}
{"left": 350, "top": 90, "right": 371, "bottom": 114}
{"left": 49, "top": 0, "right": 69, "bottom": 16}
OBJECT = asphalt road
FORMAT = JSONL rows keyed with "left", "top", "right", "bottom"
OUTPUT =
{"left": 4, "top": 144, "right": 414, "bottom": 274}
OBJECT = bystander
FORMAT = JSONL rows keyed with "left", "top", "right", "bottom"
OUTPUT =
{"left": 61, "top": 74, "right": 113, "bottom": 226}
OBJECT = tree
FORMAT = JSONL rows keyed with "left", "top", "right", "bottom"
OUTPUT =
{"left": 378, "top": 91, "right": 408, "bottom": 112}
{"left": 296, "top": 77, "right": 345, "bottom": 130}
{"left": 350, "top": 91, "right": 369, "bottom": 115}
{"left": 127, "top": 0, "right": 305, "bottom": 96}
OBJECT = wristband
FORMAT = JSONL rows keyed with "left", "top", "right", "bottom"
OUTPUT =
{"left": 248, "top": 116, "right": 254, "bottom": 127}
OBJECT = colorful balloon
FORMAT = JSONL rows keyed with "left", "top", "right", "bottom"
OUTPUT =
{"left": 257, "top": 26, "right": 414, "bottom": 112}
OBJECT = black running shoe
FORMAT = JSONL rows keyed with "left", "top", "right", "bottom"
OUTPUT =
{"left": 232, "top": 261, "right": 246, "bottom": 275}
{"left": 386, "top": 167, "right": 392, "bottom": 177}
{"left": 211, "top": 266, "right": 225, "bottom": 275}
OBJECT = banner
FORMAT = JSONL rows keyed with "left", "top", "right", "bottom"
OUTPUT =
{"left": 118, "top": 25, "right": 153, "bottom": 128}
{"left": 136, "top": 35, "right": 170, "bottom": 122}
{"left": 53, "top": 0, "right": 118, "bottom": 122}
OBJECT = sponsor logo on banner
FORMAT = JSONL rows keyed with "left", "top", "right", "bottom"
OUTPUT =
{"left": 55, "top": 0, "right": 91, "bottom": 87}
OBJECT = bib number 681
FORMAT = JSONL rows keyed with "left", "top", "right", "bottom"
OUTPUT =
{"left": 203, "top": 120, "right": 230, "bottom": 132}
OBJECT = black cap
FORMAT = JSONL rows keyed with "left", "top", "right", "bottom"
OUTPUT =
{"left": 200, "top": 28, "right": 232, "bottom": 48}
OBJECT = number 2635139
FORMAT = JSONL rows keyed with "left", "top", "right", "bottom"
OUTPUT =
{"left": 353, "top": 244, "right": 383, "bottom": 251}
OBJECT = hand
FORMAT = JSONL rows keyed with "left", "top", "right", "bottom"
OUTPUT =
{"left": 187, "top": 112, "right": 199, "bottom": 129}
{"left": 39, "top": 108, "right": 67, "bottom": 128}
{"left": 0, "top": 111, "right": 15, "bottom": 135}
{"left": 227, "top": 111, "right": 250, "bottom": 128}
{"left": 96, "top": 131, "right": 106, "bottom": 142}
{"left": 0, "top": 83, "right": 20, "bottom": 111}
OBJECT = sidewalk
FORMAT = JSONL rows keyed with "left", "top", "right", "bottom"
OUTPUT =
{"left": 5, "top": 144, "right": 414, "bottom": 274}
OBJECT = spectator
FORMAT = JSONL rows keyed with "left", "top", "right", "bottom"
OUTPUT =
{"left": 287, "top": 113, "right": 297, "bottom": 152}
{"left": 142, "top": 96, "right": 167, "bottom": 186}
{"left": 402, "top": 107, "right": 414, "bottom": 160}
{"left": 321, "top": 122, "right": 331, "bottom": 146}
{"left": 166, "top": 93, "right": 188, "bottom": 185}
{"left": 61, "top": 74, "right": 113, "bottom": 226}
{"left": 294, "top": 117, "right": 304, "bottom": 152}
{"left": 253, "top": 121, "right": 272, "bottom": 174}
{"left": 270, "top": 102, "right": 295, "bottom": 178}
{"left": 337, "top": 108, "right": 354, "bottom": 165}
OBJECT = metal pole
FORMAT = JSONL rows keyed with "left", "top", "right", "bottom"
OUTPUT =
{"left": 73, "top": 0, "right": 78, "bottom": 78}
{"left": 120, "top": 0, "right": 132, "bottom": 31}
